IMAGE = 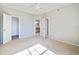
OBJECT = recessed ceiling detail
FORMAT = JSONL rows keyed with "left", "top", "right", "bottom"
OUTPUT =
{"left": 0, "top": 3, "right": 70, "bottom": 15}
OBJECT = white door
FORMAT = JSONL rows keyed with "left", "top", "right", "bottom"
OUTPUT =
{"left": 40, "top": 18, "right": 49, "bottom": 38}
{"left": 3, "top": 13, "right": 11, "bottom": 44}
{"left": 40, "top": 18, "right": 47, "bottom": 37}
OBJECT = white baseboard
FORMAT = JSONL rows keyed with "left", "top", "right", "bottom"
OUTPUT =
{"left": 19, "top": 35, "right": 35, "bottom": 39}
{"left": 49, "top": 37, "right": 79, "bottom": 47}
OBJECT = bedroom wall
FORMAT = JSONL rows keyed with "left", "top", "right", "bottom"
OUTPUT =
{"left": 40, "top": 4, "right": 79, "bottom": 46}
{"left": 0, "top": 5, "right": 34, "bottom": 39}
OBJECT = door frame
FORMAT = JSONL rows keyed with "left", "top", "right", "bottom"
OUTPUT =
{"left": 46, "top": 18, "right": 49, "bottom": 37}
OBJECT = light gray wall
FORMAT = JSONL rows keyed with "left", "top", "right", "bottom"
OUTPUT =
{"left": 40, "top": 4, "right": 79, "bottom": 46}
{"left": 0, "top": 5, "right": 34, "bottom": 39}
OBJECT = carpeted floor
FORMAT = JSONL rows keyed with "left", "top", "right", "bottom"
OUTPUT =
{"left": 0, "top": 36, "right": 79, "bottom": 55}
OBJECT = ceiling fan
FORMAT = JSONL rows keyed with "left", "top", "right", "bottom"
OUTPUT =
{"left": 30, "top": 3, "right": 42, "bottom": 9}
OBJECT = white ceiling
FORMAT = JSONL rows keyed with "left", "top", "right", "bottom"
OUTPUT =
{"left": 0, "top": 3, "right": 70, "bottom": 15}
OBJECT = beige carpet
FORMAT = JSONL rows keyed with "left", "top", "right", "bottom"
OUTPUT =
{"left": 0, "top": 36, "right": 79, "bottom": 55}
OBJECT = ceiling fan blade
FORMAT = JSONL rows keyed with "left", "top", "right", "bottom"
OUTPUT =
{"left": 30, "top": 3, "right": 38, "bottom": 7}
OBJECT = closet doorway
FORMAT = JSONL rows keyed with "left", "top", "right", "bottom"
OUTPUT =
{"left": 11, "top": 17, "right": 19, "bottom": 40}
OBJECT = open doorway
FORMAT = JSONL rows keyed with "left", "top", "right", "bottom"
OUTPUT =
{"left": 11, "top": 17, "right": 19, "bottom": 40}
{"left": 35, "top": 20, "right": 40, "bottom": 36}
